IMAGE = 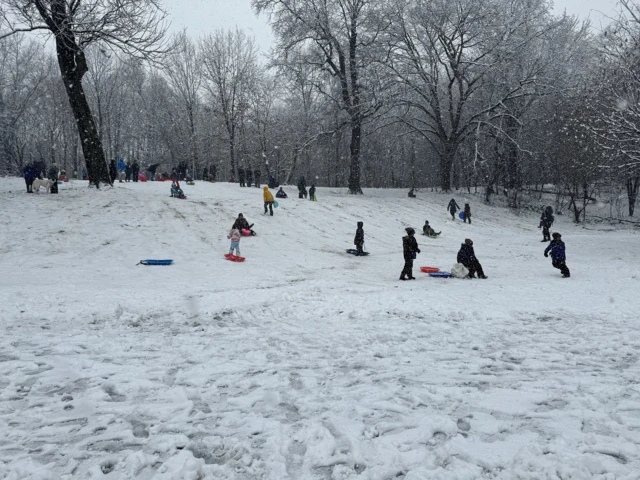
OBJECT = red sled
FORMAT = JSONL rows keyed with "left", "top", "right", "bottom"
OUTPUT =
{"left": 224, "top": 253, "right": 245, "bottom": 262}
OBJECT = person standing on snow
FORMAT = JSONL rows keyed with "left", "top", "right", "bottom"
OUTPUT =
{"left": 463, "top": 202, "right": 471, "bottom": 224}
{"left": 263, "top": 186, "right": 275, "bottom": 216}
{"left": 117, "top": 157, "right": 126, "bottom": 183}
{"left": 298, "top": 176, "right": 307, "bottom": 198}
{"left": 246, "top": 168, "right": 253, "bottom": 187}
{"left": 457, "top": 238, "right": 487, "bottom": 279}
{"left": 48, "top": 163, "right": 59, "bottom": 194}
{"left": 24, "top": 163, "right": 37, "bottom": 193}
{"left": 238, "top": 167, "right": 246, "bottom": 187}
{"left": 125, "top": 162, "right": 132, "bottom": 182}
{"left": 400, "top": 227, "right": 420, "bottom": 280}
{"left": 544, "top": 232, "right": 570, "bottom": 278}
{"left": 227, "top": 226, "right": 242, "bottom": 257}
{"left": 254, "top": 168, "right": 261, "bottom": 187}
{"left": 354, "top": 221, "right": 365, "bottom": 256}
{"left": 539, "top": 206, "right": 554, "bottom": 242}
{"left": 132, "top": 161, "right": 140, "bottom": 182}
{"left": 309, "top": 185, "right": 316, "bottom": 201}
{"left": 447, "top": 198, "right": 460, "bottom": 220}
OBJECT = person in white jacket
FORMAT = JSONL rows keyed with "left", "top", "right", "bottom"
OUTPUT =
{"left": 227, "top": 228, "right": 242, "bottom": 256}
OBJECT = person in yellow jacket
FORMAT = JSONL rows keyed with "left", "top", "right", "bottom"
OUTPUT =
{"left": 263, "top": 186, "right": 275, "bottom": 216}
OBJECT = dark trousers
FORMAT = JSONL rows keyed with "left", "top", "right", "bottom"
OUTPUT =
{"left": 464, "top": 214, "right": 471, "bottom": 224}
{"left": 552, "top": 259, "right": 570, "bottom": 277}
{"left": 450, "top": 209, "right": 456, "bottom": 220}
{"left": 542, "top": 226, "right": 550, "bottom": 241}
{"left": 247, "top": 179, "right": 252, "bottom": 187}
{"left": 133, "top": 171, "right": 139, "bottom": 182}
{"left": 264, "top": 201, "right": 273, "bottom": 215}
{"left": 25, "top": 178, "right": 33, "bottom": 193}
{"left": 355, "top": 244, "right": 364, "bottom": 256}
{"left": 400, "top": 258, "right": 414, "bottom": 279}
{"left": 239, "top": 178, "right": 245, "bottom": 187}
{"left": 466, "top": 259, "right": 485, "bottom": 278}
{"left": 255, "top": 178, "right": 260, "bottom": 187}
{"left": 299, "top": 191, "right": 304, "bottom": 199}
{"left": 50, "top": 180, "right": 58, "bottom": 194}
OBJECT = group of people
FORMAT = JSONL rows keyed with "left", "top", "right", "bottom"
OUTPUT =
{"left": 237, "top": 168, "right": 262, "bottom": 188}
{"left": 297, "top": 176, "right": 317, "bottom": 201}
{"left": 447, "top": 198, "right": 472, "bottom": 223}
{"left": 23, "top": 162, "right": 60, "bottom": 193}
{"left": 353, "top": 200, "right": 570, "bottom": 280}
{"left": 108, "top": 158, "right": 141, "bottom": 183}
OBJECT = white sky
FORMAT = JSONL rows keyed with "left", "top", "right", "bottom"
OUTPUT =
{"left": 165, "top": 0, "right": 621, "bottom": 53}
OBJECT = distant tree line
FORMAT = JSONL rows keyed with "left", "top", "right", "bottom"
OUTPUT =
{"left": 1, "top": 0, "right": 639, "bottom": 218}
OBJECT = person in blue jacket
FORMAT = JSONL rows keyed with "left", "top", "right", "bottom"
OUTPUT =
{"left": 23, "top": 163, "right": 37, "bottom": 193}
{"left": 544, "top": 232, "right": 570, "bottom": 278}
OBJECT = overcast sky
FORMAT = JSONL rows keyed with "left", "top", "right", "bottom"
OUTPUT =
{"left": 166, "top": 0, "right": 620, "bottom": 53}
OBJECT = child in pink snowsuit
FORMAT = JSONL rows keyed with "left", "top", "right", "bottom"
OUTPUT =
{"left": 227, "top": 228, "right": 241, "bottom": 256}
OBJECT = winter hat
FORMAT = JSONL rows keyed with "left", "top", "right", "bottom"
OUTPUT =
{"left": 263, "top": 186, "right": 268, "bottom": 190}
{"left": 552, "top": 232, "right": 561, "bottom": 239}
{"left": 405, "top": 227, "right": 415, "bottom": 235}
{"left": 424, "top": 220, "right": 429, "bottom": 224}
{"left": 357, "top": 221, "right": 363, "bottom": 227}
{"left": 465, "top": 238, "right": 473, "bottom": 245}
{"left": 238, "top": 213, "right": 244, "bottom": 218}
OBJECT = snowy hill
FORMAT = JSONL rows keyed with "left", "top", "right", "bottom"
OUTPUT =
{"left": 1, "top": 178, "right": 639, "bottom": 479}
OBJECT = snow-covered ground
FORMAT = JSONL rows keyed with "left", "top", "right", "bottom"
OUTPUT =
{"left": 1, "top": 177, "right": 639, "bottom": 479}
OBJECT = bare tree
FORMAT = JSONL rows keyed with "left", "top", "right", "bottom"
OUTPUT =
{"left": 165, "top": 31, "right": 201, "bottom": 178}
{"left": 0, "top": 0, "right": 168, "bottom": 187}
{"left": 254, "top": 0, "right": 386, "bottom": 194}
{"left": 200, "top": 29, "right": 257, "bottom": 180}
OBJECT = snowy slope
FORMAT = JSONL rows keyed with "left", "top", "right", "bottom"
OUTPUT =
{"left": 1, "top": 177, "right": 639, "bottom": 479}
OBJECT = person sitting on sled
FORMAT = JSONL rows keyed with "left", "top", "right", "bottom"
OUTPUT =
{"left": 170, "top": 180, "right": 185, "bottom": 198}
{"left": 423, "top": 220, "right": 441, "bottom": 237}
{"left": 232, "top": 213, "right": 255, "bottom": 236}
{"left": 457, "top": 238, "right": 487, "bottom": 279}
{"left": 227, "top": 227, "right": 242, "bottom": 257}
{"left": 276, "top": 187, "right": 288, "bottom": 198}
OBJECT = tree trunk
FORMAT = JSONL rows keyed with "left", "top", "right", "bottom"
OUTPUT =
{"left": 52, "top": 17, "right": 110, "bottom": 187}
{"left": 440, "top": 142, "right": 457, "bottom": 192}
{"left": 627, "top": 176, "right": 639, "bottom": 216}
{"left": 348, "top": 116, "right": 363, "bottom": 194}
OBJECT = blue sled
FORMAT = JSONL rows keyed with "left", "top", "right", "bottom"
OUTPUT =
{"left": 140, "top": 259, "right": 174, "bottom": 265}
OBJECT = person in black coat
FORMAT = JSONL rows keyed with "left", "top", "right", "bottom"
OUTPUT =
{"left": 400, "top": 227, "right": 420, "bottom": 280}
{"left": 246, "top": 168, "right": 253, "bottom": 187}
{"left": 309, "top": 185, "right": 316, "bottom": 201}
{"left": 232, "top": 213, "right": 255, "bottom": 235}
{"left": 109, "top": 160, "right": 117, "bottom": 183}
{"left": 539, "top": 206, "right": 554, "bottom": 242}
{"left": 298, "top": 176, "right": 307, "bottom": 198}
{"left": 23, "top": 163, "right": 37, "bottom": 193}
{"left": 238, "top": 168, "right": 246, "bottom": 187}
{"left": 254, "top": 168, "right": 261, "bottom": 187}
{"left": 125, "top": 162, "right": 132, "bottom": 182}
{"left": 276, "top": 187, "right": 288, "bottom": 198}
{"left": 354, "top": 221, "right": 365, "bottom": 256}
{"left": 447, "top": 198, "right": 460, "bottom": 220}
{"left": 132, "top": 161, "right": 140, "bottom": 182}
{"left": 457, "top": 239, "right": 487, "bottom": 279}
{"left": 146, "top": 163, "right": 159, "bottom": 181}
{"left": 463, "top": 203, "right": 471, "bottom": 224}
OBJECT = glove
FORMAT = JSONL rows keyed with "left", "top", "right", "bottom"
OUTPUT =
{"left": 417, "top": 249, "right": 421, "bottom": 254}
{"left": 544, "top": 252, "right": 548, "bottom": 257}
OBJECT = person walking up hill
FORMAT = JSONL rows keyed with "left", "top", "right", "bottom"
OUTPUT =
{"left": 263, "top": 186, "right": 275, "bottom": 216}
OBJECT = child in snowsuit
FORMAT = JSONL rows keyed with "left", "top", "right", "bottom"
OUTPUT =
{"left": 463, "top": 203, "right": 471, "bottom": 224}
{"left": 309, "top": 185, "right": 316, "bottom": 201}
{"left": 354, "top": 221, "right": 365, "bottom": 256}
{"left": 423, "top": 220, "right": 441, "bottom": 237}
{"left": 457, "top": 239, "right": 487, "bottom": 279}
{"left": 400, "top": 227, "right": 420, "bottom": 280}
{"left": 447, "top": 198, "right": 460, "bottom": 220}
{"left": 539, "top": 206, "right": 554, "bottom": 242}
{"left": 276, "top": 187, "right": 288, "bottom": 198}
{"left": 170, "top": 180, "right": 185, "bottom": 198}
{"left": 263, "top": 186, "right": 275, "bottom": 215}
{"left": 227, "top": 227, "right": 241, "bottom": 256}
{"left": 544, "top": 232, "right": 570, "bottom": 277}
